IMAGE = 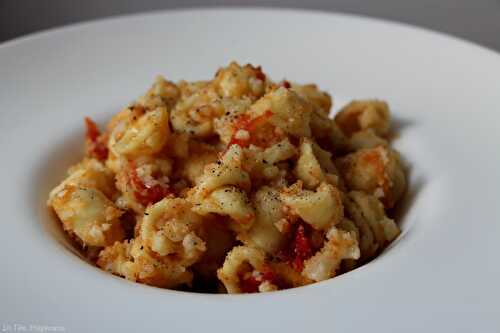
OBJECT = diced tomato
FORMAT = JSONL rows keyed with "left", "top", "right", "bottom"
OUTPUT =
{"left": 228, "top": 110, "right": 274, "bottom": 148}
{"left": 128, "top": 161, "right": 171, "bottom": 206}
{"left": 277, "top": 222, "right": 313, "bottom": 272}
{"left": 84, "top": 117, "right": 108, "bottom": 161}
{"left": 254, "top": 66, "right": 266, "bottom": 81}
{"left": 291, "top": 224, "right": 313, "bottom": 272}
{"left": 239, "top": 266, "right": 280, "bottom": 293}
{"left": 240, "top": 275, "right": 261, "bottom": 293}
{"left": 85, "top": 117, "right": 100, "bottom": 141}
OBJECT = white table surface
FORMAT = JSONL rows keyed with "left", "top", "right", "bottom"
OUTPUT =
{"left": 1, "top": 0, "right": 500, "bottom": 51}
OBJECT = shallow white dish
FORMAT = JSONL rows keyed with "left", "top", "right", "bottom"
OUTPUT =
{"left": 1, "top": 8, "right": 499, "bottom": 333}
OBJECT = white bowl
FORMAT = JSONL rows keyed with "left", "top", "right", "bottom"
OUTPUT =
{"left": 1, "top": 8, "right": 499, "bottom": 333}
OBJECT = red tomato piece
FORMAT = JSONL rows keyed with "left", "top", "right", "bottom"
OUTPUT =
{"left": 228, "top": 110, "right": 274, "bottom": 148}
{"left": 128, "top": 161, "right": 171, "bottom": 206}
{"left": 84, "top": 117, "right": 108, "bottom": 161}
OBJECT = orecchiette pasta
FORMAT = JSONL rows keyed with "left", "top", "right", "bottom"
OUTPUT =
{"left": 50, "top": 185, "right": 124, "bottom": 247}
{"left": 302, "top": 226, "right": 360, "bottom": 281}
{"left": 281, "top": 182, "right": 344, "bottom": 231}
{"left": 238, "top": 187, "right": 286, "bottom": 254}
{"left": 112, "top": 106, "right": 170, "bottom": 157}
{"left": 343, "top": 191, "right": 400, "bottom": 260}
{"left": 335, "top": 99, "right": 390, "bottom": 137}
{"left": 48, "top": 62, "right": 407, "bottom": 293}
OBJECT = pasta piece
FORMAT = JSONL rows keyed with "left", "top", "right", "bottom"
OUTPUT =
{"left": 343, "top": 191, "right": 400, "bottom": 260}
{"left": 136, "top": 75, "right": 180, "bottom": 110}
{"left": 337, "top": 218, "right": 361, "bottom": 271}
{"left": 115, "top": 156, "right": 173, "bottom": 212}
{"left": 213, "top": 62, "right": 268, "bottom": 99}
{"left": 112, "top": 106, "right": 170, "bottom": 157}
{"left": 213, "top": 97, "right": 253, "bottom": 144}
{"left": 190, "top": 144, "right": 251, "bottom": 199}
{"left": 309, "top": 108, "right": 348, "bottom": 151}
{"left": 217, "top": 246, "right": 277, "bottom": 293}
{"left": 192, "top": 186, "right": 255, "bottom": 230}
{"left": 178, "top": 143, "right": 218, "bottom": 185}
{"left": 281, "top": 182, "right": 343, "bottom": 230}
{"left": 139, "top": 198, "right": 206, "bottom": 266}
{"left": 295, "top": 138, "right": 325, "bottom": 189}
{"left": 170, "top": 86, "right": 223, "bottom": 138}
{"left": 348, "top": 129, "right": 388, "bottom": 151}
{"left": 97, "top": 238, "right": 193, "bottom": 288}
{"left": 163, "top": 132, "right": 190, "bottom": 159}
{"left": 268, "top": 262, "right": 312, "bottom": 288}
{"left": 248, "top": 87, "right": 313, "bottom": 138}
{"left": 244, "top": 138, "right": 297, "bottom": 181}
{"left": 290, "top": 83, "right": 332, "bottom": 114}
{"left": 334, "top": 99, "right": 390, "bottom": 137}
{"left": 238, "top": 187, "right": 286, "bottom": 254}
{"left": 336, "top": 145, "right": 406, "bottom": 208}
{"left": 47, "top": 158, "right": 116, "bottom": 204}
{"left": 192, "top": 220, "right": 235, "bottom": 281}
{"left": 50, "top": 185, "right": 124, "bottom": 247}
{"left": 302, "top": 226, "right": 360, "bottom": 281}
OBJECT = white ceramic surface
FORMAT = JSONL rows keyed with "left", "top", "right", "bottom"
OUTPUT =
{"left": 1, "top": 8, "right": 499, "bottom": 333}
